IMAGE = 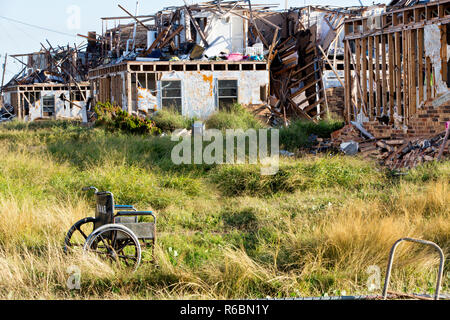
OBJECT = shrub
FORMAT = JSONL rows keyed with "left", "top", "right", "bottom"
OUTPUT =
{"left": 205, "top": 103, "right": 265, "bottom": 131}
{"left": 150, "top": 108, "right": 197, "bottom": 133}
{"left": 279, "top": 119, "right": 344, "bottom": 151}
{"left": 94, "top": 102, "right": 160, "bottom": 135}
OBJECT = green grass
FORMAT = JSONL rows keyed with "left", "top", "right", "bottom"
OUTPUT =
{"left": 279, "top": 119, "right": 345, "bottom": 151}
{"left": 150, "top": 108, "right": 197, "bottom": 133}
{"left": 205, "top": 103, "right": 265, "bottom": 131}
{"left": 0, "top": 120, "right": 448, "bottom": 299}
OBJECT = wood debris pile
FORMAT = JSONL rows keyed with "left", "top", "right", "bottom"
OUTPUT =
{"left": 360, "top": 133, "right": 449, "bottom": 170}
{"left": 330, "top": 122, "right": 449, "bottom": 170}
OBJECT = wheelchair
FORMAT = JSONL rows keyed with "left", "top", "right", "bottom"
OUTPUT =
{"left": 64, "top": 186, "right": 156, "bottom": 270}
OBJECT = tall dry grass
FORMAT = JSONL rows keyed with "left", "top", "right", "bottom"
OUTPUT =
{"left": 0, "top": 121, "right": 448, "bottom": 299}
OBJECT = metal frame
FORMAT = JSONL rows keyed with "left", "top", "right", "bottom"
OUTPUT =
{"left": 76, "top": 186, "right": 156, "bottom": 265}
{"left": 382, "top": 237, "right": 445, "bottom": 300}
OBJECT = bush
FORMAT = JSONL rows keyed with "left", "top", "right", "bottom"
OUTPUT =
{"left": 150, "top": 108, "right": 196, "bottom": 133}
{"left": 205, "top": 104, "right": 265, "bottom": 131}
{"left": 211, "top": 156, "right": 385, "bottom": 196}
{"left": 279, "top": 119, "right": 344, "bottom": 151}
{"left": 94, "top": 102, "right": 160, "bottom": 135}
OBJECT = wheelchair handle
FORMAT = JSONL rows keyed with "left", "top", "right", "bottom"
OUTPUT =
{"left": 82, "top": 186, "right": 99, "bottom": 193}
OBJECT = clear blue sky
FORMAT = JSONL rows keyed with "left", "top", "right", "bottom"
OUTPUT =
{"left": 0, "top": 0, "right": 388, "bottom": 84}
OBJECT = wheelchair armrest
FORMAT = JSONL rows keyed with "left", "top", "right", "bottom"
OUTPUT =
{"left": 115, "top": 211, "right": 156, "bottom": 223}
{"left": 115, "top": 205, "right": 136, "bottom": 211}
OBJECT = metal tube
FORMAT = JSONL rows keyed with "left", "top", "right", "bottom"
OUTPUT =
{"left": 382, "top": 237, "right": 445, "bottom": 300}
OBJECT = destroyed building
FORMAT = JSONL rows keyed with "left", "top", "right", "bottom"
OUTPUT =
{"left": 343, "top": 0, "right": 450, "bottom": 138}
{"left": 89, "top": 1, "right": 275, "bottom": 119}
{"left": 1, "top": 43, "right": 96, "bottom": 122}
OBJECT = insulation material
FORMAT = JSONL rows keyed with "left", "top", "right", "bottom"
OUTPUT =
{"left": 424, "top": 24, "right": 448, "bottom": 95}
{"left": 137, "top": 86, "right": 158, "bottom": 113}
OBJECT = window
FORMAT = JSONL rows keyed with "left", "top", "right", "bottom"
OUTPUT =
{"left": 161, "top": 80, "right": 182, "bottom": 113}
{"left": 43, "top": 95, "right": 55, "bottom": 117}
{"left": 217, "top": 80, "right": 238, "bottom": 110}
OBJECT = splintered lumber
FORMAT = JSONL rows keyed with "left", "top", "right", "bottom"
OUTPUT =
{"left": 118, "top": 5, "right": 151, "bottom": 31}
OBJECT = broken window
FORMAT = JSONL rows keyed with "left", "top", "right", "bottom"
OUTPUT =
{"left": 217, "top": 80, "right": 238, "bottom": 110}
{"left": 43, "top": 95, "right": 55, "bottom": 117}
{"left": 70, "top": 90, "right": 84, "bottom": 101}
{"left": 161, "top": 80, "right": 182, "bottom": 113}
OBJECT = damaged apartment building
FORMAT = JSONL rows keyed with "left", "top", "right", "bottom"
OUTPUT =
{"left": 89, "top": 1, "right": 275, "bottom": 119}
{"left": 343, "top": 0, "right": 450, "bottom": 138}
{"left": 87, "top": 1, "right": 389, "bottom": 123}
{"left": 0, "top": 41, "right": 99, "bottom": 122}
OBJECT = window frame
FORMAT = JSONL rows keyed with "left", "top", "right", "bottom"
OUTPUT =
{"left": 160, "top": 80, "right": 183, "bottom": 114}
{"left": 216, "top": 79, "right": 239, "bottom": 110}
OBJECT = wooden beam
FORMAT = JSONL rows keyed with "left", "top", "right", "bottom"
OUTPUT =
{"left": 409, "top": 29, "right": 416, "bottom": 116}
{"left": 118, "top": 5, "right": 151, "bottom": 31}
{"left": 375, "top": 35, "right": 381, "bottom": 117}
{"left": 355, "top": 38, "right": 361, "bottom": 117}
{"left": 183, "top": 4, "right": 209, "bottom": 47}
{"left": 361, "top": 37, "right": 368, "bottom": 116}
{"left": 395, "top": 32, "right": 402, "bottom": 120}
{"left": 381, "top": 34, "right": 388, "bottom": 116}
{"left": 441, "top": 24, "right": 448, "bottom": 84}
{"left": 418, "top": 28, "right": 424, "bottom": 105}
{"left": 388, "top": 33, "right": 395, "bottom": 123}
{"left": 158, "top": 25, "right": 184, "bottom": 49}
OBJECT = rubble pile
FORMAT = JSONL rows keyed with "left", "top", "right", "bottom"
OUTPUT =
{"left": 330, "top": 122, "right": 449, "bottom": 170}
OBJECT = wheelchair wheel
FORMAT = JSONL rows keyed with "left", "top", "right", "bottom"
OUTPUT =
{"left": 83, "top": 224, "right": 142, "bottom": 270}
{"left": 64, "top": 217, "right": 97, "bottom": 253}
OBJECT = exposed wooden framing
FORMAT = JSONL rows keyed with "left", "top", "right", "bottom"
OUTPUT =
{"left": 355, "top": 38, "right": 361, "bottom": 116}
{"left": 344, "top": 39, "right": 351, "bottom": 123}
{"left": 395, "top": 31, "right": 402, "bottom": 120}
{"left": 440, "top": 24, "right": 448, "bottom": 84}
{"left": 368, "top": 36, "right": 374, "bottom": 120}
{"left": 388, "top": 33, "right": 395, "bottom": 122}
{"left": 118, "top": 5, "right": 151, "bottom": 31}
{"left": 402, "top": 30, "right": 408, "bottom": 121}
{"left": 361, "top": 37, "right": 368, "bottom": 114}
{"left": 158, "top": 25, "right": 184, "bottom": 49}
{"left": 381, "top": 34, "right": 388, "bottom": 116}
{"left": 409, "top": 29, "right": 416, "bottom": 116}
{"left": 418, "top": 28, "right": 424, "bottom": 105}
{"left": 426, "top": 56, "right": 432, "bottom": 100}
{"left": 375, "top": 35, "right": 381, "bottom": 117}
{"left": 127, "top": 72, "right": 132, "bottom": 114}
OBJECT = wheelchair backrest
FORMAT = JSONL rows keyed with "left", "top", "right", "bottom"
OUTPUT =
{"left": 94, "top": 192, "right": 115, "bottom": 230}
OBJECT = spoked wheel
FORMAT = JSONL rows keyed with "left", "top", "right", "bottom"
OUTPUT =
{"left": 83, "top": 224, "right": 142, "bottom": 270}
{"left": 64, "top": 217, "right": 97, "bottom": 253}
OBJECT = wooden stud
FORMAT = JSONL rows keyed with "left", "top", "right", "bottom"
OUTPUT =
{"left": 381, "top": 34, "right": 388, "bottom": 115}
{"left": 344, "top": 40, "right": 352, "bottom": 123}
{"left": 402, "top": 30, "right": 409, "bottom": 122}
{"left": 441, "top": 24, "right": 448, "bottom": 85}
{"left": 395, "top": 32, "right": 402, "bottom": 119}
{"left": 375, "top": 35, "right": 381, "bottom": 117}
{"left": 368, "top": 36, "right": 374, "bottom": 120}
{"left": 355, "top": 38, "right": 362, "bottom": 114}
{"left": 409, "top": 29, "right": 416, "bottom": 116}
{"left": 388, "top": 33, "right": 395, "bottom": 123}
{"left": 361, "top": 37, "right": 368, "bottom": 115}
{"left": 418, "top": 28, "right": 424, "bottom": 105}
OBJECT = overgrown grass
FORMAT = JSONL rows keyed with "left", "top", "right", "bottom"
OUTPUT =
{"left": 205, "top": 103, "right": 265, "bottom": 131}
{"left": 279, "top": 119, "right": 345, "bottom": 151}
{"left": 150, "top": 108, "right": 197, "bottom": 133}
{"left": 0, "top": 120, "right": 448, "bottom": 299}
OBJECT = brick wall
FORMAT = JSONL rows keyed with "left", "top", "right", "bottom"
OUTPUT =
{"left": 363, "top": 102, "right": 450, "bottom": 139}
{"left": 325, "top": 87, "right": 345, "bottom": 119}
